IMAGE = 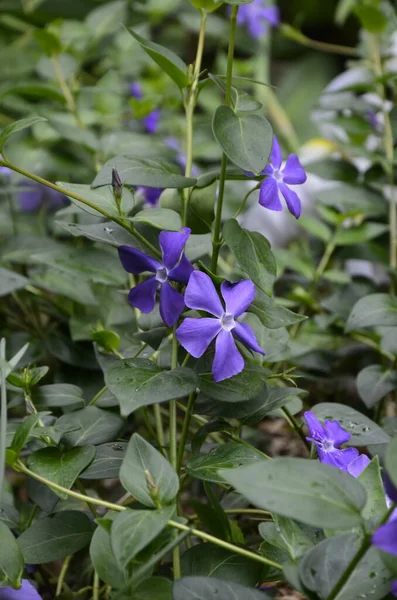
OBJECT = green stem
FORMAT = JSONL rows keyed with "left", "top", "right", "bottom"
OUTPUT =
{"left": 56, "top": 556, "right": 72, "bottom": 597}
{"left": 16, "top": 461, "right": 281, "bottom": 571}
{"left": 169, "top": 330, "right": 181, "bottom": 579}
{"left": 280, "top": 25, "right": 359, "bottom": 57}
{"left": 182, "top": 9, "right": 207, "bottom": 225}
{"left": 93, "top": 571, "right": 100, "bottom": 600}
{"left": 176, "top": 391, "right": 196, "bottom": 473}
{"left": 75, "top": 480, "right": 98, "bottom": 518}
{"left": 0, "top": 339, "right": 7, "bottom": 503}
{"left": 313, "top": 236, "right": 337, "bottom": 282}
{"left": 233, "top": 185, "right": 259, "bottom": 219}
{"left": 211, "top": 5, "right": 239, "bottom": 274}
{"left": 89, "top": 385, "right": 107, "bottom": 406}
{"left": 0, "top": 160, "right": 161, "bottom": 259}
{"left": 282, "top": 407, "right": 310, "bottom": 451}
{"left": 153, "top": 403, "right": 166, "bottom": 455}
{"left": 51, "top": 55, "right": 83, "bottom": 127}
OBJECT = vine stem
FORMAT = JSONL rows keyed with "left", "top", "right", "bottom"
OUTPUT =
{"left": 182, "top": 9, "right": 207, "bottom": 226}
{"left": 51, "top": 55, "right": 83, "bottom": 128}
{"left": 211, "top": 5, "right": 239, "bottom": 274}
{"left": 0, "top": 159, "right": 161, "bottom": 259}
{"left": 176, "top": 391, "right": 196, "bottom": 473}
{"left": 0, "top": 339, "right": 7, "bottom": 503}
{"left": 169, "top": 329, "right": 181, "bottom": 579}
{"left": 93, "top": 571, "right": 100, "bottom": 600}
{"left": 15, "top": 461, "right": 281, "bottom": 571}
{"left": 55, "top": 555, "right": 72, "bottom": 597}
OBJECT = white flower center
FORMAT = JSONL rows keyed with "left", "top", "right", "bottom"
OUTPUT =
{"left": 273, "top": 169, "right": 283, "bottom": 181}
{"left": 220, "top": 312, "right": 236, "bottom": 332}
{"left": 322, "top": 440, "right": 334, "bottom": 452}
{"left": 155, "top": 266, "right": 168, "bottom": 283}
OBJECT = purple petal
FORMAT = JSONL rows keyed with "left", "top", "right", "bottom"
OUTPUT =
{"left": 319, "top": 447, "right": 359, "bottom": 471}
{"left": 220, "top": 280, "right": 256, "bottom": 318}
{"left": 143, "top": 109, "right": 160, "bottom": 135}
{"left": 118, "top": 246, "right": 160, "bottom": 274}
{"left": 304, "top": 411, "right": 326, "bottom": 443}
{"left": 282, "top": 155, "right": 307, "bottom": 185}
{"left": 385, "top": 474, "right": 397, "bottom": 504}
{"left": 248, "top": 17, "right": 266, "bottom": 38}
{"left": 176, "top": 317, "right": 221, "bottom": 358}
{"left": 0, "top": 580, "right": 42, "bottom": 599}
{"left": 259, "top": 178, "right": 283, "bottom": 211}
{"left": 168, "top": 254, "right": 194, "bottom": 284}
{"left": 270, "top": 136, "right": 282, "bottom": 170}
{"left": 137, "top": 186, "right": 163, "bottom": 207}
{"left": 159, "top": 228, "right": 191, "bottom": 270}
{"left": 372, "top": 520, "right": 397, "bottom": 555}
{"left": 128, "top": 277, "right": 158, "bottom": 313}
{"left": 262, "top": 164, "right": 274, "bottom": 176}
{"left": 130, "top": 82, "right": 142, "bottom": 98}
{"left": 45, "top": 187, "right": 68, "bottom": 209}
{"left": 279, "top": 182, "right": 302, "bottom": 219}
{"left": 213, "top": 330, "right": 244, "bottom": 382}
{"left": 184, "top": 271, "right": 223, "bottom": 317}
{"left": 164, "top": 137, "right": 181, "bottom": 153}
{"left": 233, "top": 322, "right": 265, "bottom": 355}
{"left": 392, "top": 579, "right": 397, "bottom": 597}
{"left": 159, "top": 281, "right": 185, "bottom": 327}
{"left": 17, "top": 185, "right": 43, "bottom": 213}
{"left": 323, "top": 420, "right": 351, "bottom": 447}
{"left": 261, "top": 6, "right": 280, "bottom": 27}
{"left": 347, "top": 454, "right": 371, "bottom": 478}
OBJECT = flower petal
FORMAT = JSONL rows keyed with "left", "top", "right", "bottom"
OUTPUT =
{"left": 159, "top": 281, "right": 185, "bottom": 327}
{"left": 168, "top": 254, "right": 194, "bottom": 284}
{"left": 372, "top": 520, "right": 397, "bottom": 555}
{"left": 385, "top": 473, "right": 397, "bottom": 504}
{"left": 391, "top": 579, "right": 397, "bottom": 597}
{"left": 270, "top": 136, "right": 283, "bottom": 170}
{"left": 233, "top": 322, "right": 265, "bottom": 355}
{"left": 282, "top": 154, "right": 307, "bottom": 185}
{"left": 304, "top": 411, "right": 326, "bottom": 443}
{"left": 220, "top": 280, "right": 256, "bottom": 318}
{"left": 176, "top": 318, "right": 221, "bottom": 358}
{"left": 159, "top": 228, "right": 191, "bottom": 270}
{"left": 143, "top": 109, "right": 160, "bottom": 135}
{"left": 213, "top": 330, "right": 244, "bottom": 382}
{"left": 259, "top": 177, "right": 283, "bottom": 211}
{"left": 0, "top": 580, "right": 43, "bottom": 599}
{"left": 347, "top": 454, "right": 370, "bottom": 478}
{"left": 184, "top": 271, "right": 223, "bottom": 317}
{"left": 279, "top": 182, "right": 302, "bottom": 219}
{"left": 118, "top": 246, "right": 160, "bottom": 274}
{"left": 17, "top": 185, "right": 43, "bottom": 213}
{"left": 261, "top": 6, "right": 280, "bottom": 27}
{"left": 318, "top": 447, "right": 359, "bottom": 471}
{"left": 136, "top": 186, "right": 163, "bottom": 207}
{"left": 128, "top": 277, "right": 158, "bottom": 313}
{"left": 130, "top": 82, "right": 143, "bottom": 98}
{"left": 323, "top": 419, "right": 351, "bottom": 447}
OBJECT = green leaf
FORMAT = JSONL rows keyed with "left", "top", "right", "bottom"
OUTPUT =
{"left": 232, "top": 89, "right": 262, "bottom": 114}
{"left": 127, "top": 29, "right": 188, "bottom": 89}
{"left": 345, "top": 294, "right": 397, "bottom": 332}
{"left": 223, "top": 219, "right": 276, "bottom": 295}
{"left": 90, "top": 511, "right": 128, "bottom": 589}
{"left": 34, "top": 29, "right": 61, "bottom": 56}
{"left": 17, "top": 511, "right": 94, "bottom": 563}
{"left": 60, "top": 221, "right": 141, "bottom": 249}
{"left": 299, "top": 216, "right": 332, "bottom": 242}
{"left": 186, "top": 183, "right": 216, "bottom": 234}
{"left": 334, "top": 223, "right": 388, "bottom": 246}
{"left": 357, "top": 456, "right": 387, "bottom": 525}
{"left": 248, "top": 297, "right": 307, "bottom": 329}
{"left": 191, "top": 419, "right": 234, "bottom": 454}
{"left": 198, "top": 360, "right": 267, "bottom": 402}
{"left": 173, "top": 577, "right": 271, "bottom": 600}
{"left": 385, "top": 436, "right": 397, "bottom": 490}
{"left": 32, "top": 384, "right": 84, "bottom": 408}
{"left": 181, "top": 545, "right": 262, "bottom": 587}
{"left": 80, "top": 442, "right": 127, "bottom": 480}
{"left": 259, "top": 515, "right": 314, "bottom": 561}
{"left": 27, "top": 446, "right": 96, "bottom": 499}
{"left": 120, "top": 434, "right": 179, "bottom": 508}
{"left": 312, "top": 403, "right": 390, "bottom": 446}
{"left": 0, "top": 267, "right": 29, "bottom": 297}
{"left": 357, "top": 365, "right": 397, "bottom": 409}
{"left": 92, "top": 156, "right": 196, "bottom": 189}
{"left": 56, "top": 406, "right": 124, "bottom": 447}
{"left": 354, "top": 5, "right": 387, "bottom": 33}
{"left": 132, "top": 208, "right": 182, "bottom": 231}
{"left": 0, "top": 522, "right": 24, "bottom": 587}
{"left": 86, "top": 0, "right": 127, "bottom": 38}
{"left": 105, "top": 358, "right": 198, "bottom": 417}
{"left": 0, "top": 116, "right": 47, "bottom": 152}
{"left": 212, "top": 106, "right": 273, "bottom": 174}
{"left": 56, "top": 182, "right": 127, "bottom": 218}
{"left": 10, "top": 412, "right": 50, "bottom": 457}
{"left": 189, "top": 0, "right": 223, "bottom": 12}
{"left": 111, "top": 506, "right": 174, "bottom": 569}
{"left": 186, "top": 443, "right": 264, "bottom": 483}
{"left": 220, "top": 457, "right": 367, "bottom": 529}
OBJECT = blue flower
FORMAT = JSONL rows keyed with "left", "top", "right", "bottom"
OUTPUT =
{"left": 304, "top": 411, "right": 360, "bottom": 470}
{"left": 0, "top": 579, "right": 42, "bottom": 599}
{"left": 118, "top": 228, "right": 194, "bottom": 327}
{"left": 176, "top": 271, "right": 264, "bottom": 382}
{"left": 237, "top": 1, "right": 280, "bottom": 39}
{"left": 258, "top": 136, "right": 306, "bottom": 219}
{"left": 136, "top": 186, "right": 163, "bottom": 208}
{"left": 17, "top": 182, "right": 68, "bottom": 213}
{"left": 130, "top": 82, "right": 160, "bottom": 135}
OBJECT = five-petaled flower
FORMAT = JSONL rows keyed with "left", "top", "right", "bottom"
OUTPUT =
{"left": 176, "top": 271, "right": 264, "bottom": 382}
{"left": 0, "top": 579, "right": 42, "bottom": 599}
{"left": 118, "top": 228, "right": 193, "bottom": 327}
{"left": 237, "top": 1, "right": 280, "bottom": 39}
{"left": 304, "top": 411, "right": 360, "bottom": 471}
{"left": 258, "top": 135, "right": 306, "bottom": 219}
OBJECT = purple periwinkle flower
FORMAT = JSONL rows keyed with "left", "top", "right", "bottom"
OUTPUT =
{"left": 130, "top": 82, "right": 160, "bottom": 135}
{"left": 258, "top": 136, "right": 306, "bottom": 219}
{"left": 372, "top": 520, "right": 397, "bottom": 556}
{"left": 0, "top": 580, "right": 42, "bottom": 599}
{"left": 118, "top": 228, "right": 194, "bottom": 327}
{"left": 237, "top": 1, "right": 280, "bottom": 39}
{"left": 346, "top": 453, "right": 370, "bottom": 478}
{"left": 17, "top": 182, "right": 68, "bottom": 213}
{"left": 176, "top": 271, "right": 264, "bottom": 382}
{"left": 0, "top": 155, "right": 10, "bottom": 177}
{"left": 304, "top": 411, "right": 360, "bottom": 471}
{"left": 136, "top": 186, "right": 163, "bottom": 208}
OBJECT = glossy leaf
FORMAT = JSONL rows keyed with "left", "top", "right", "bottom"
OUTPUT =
{"left": 357, "top": 365, "right": 397, "bottom": 409}
{"left": 212, "top": 105, "right": 272, "bottom": 174}
{"left": 186, "top": 443, "right": 264, "bottom": 483}
{"left": 132, "top": 208, "right": 182, "bottom": 231}
{"left": 56, "top": 406, "right": 124, "bottom": 447}
{"left": 220, "top": 458, "right": 367, "bottom": 529}
{"left": 248, "top": 297, "right": 307, "bottom": 329}
{"left": 198, "top": 360, "right": 267, "bottom": 402}
{"left": 357, "top": 456, "right": 387, "bottom": 524}
{"left": 80, "top": 442, "right": 127, "bottom": 480}
{"left": 0, "top": 116, "right": 47, "bottom": 152}
{"left": 90, "top": 512, "right": 128, "bottom": 589}
{"left": 173, "top": 577, "right": 270, "bottom": 600}
{"left": 0, "top": 522, "right": 24, "bottom": 587}
{"left": 0, "top": 267, "right": 29, "bottom": 297}
{"left": 10, "top": 412, "right": 51, "bottom": 457}
{"left": 345, "top": 294, "right": 397, "bottom": 332}
{"left": 32, "top": 384, "right": 84, "bottom": 408}
{"left": 120, "top": 433, "right": 179, "bottom": 508}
